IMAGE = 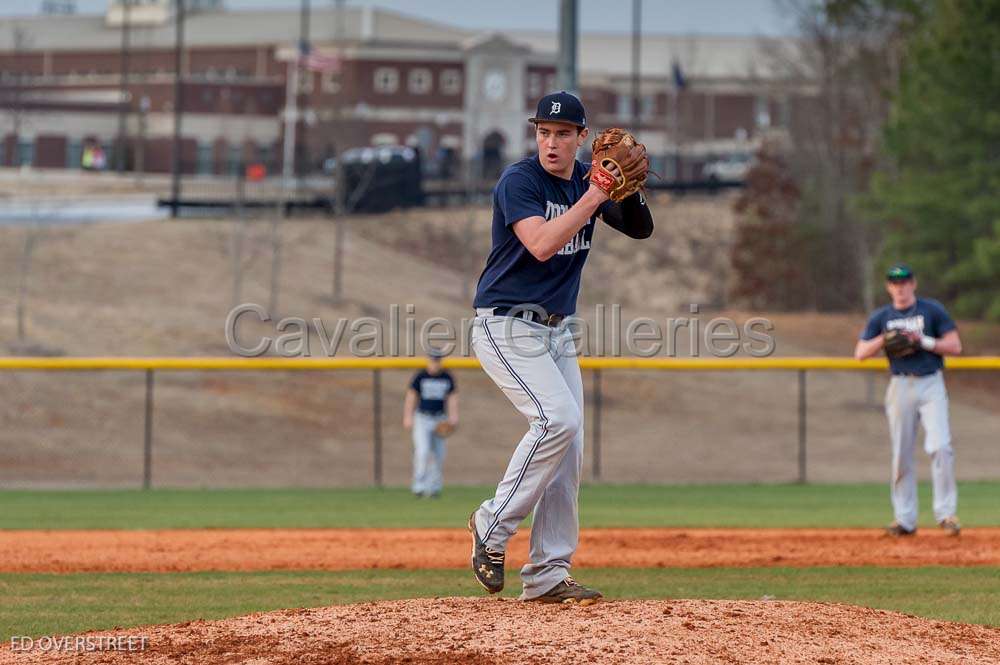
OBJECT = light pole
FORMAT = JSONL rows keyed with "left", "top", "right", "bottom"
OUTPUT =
{"left": 116, "top": 0, "right": 132, "bottom": 173}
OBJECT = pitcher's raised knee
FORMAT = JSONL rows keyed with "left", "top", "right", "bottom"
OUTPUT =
{"left": 545, "top": 402, "right": 582, "bottom": 443}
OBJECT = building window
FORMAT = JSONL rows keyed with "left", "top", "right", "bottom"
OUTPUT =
{"left": 641, "top": 95, "right": 655, "bottom": 118}
{"left": 440, "top": 69, "right": 461, "bottom": 95}
{"left": 227, "top": 144, "right": 243, "bottom": 175}
{"left": 408, "top": 68, "right": 432, "bottom": 94}
{"left": 321, "top": 70, "right": 341, "bottom": 94}
{"left": 616, "top": 94, "right": 632, "bottom": 120}
{"left": 67, "top": 140, "right": 82, "bottom": 169}
{"left": 373, "top": 67, "right": 398, "bottom": 93}
{"left": 755, "top": 95, "right": 771, "bottom": 128}
{"left": 528, "top": 72, "right": 542, "bottom": 98}
{"left": 196, "top": 142, "right": 213, "bottom": 175}
{"left": 16, "top": 139, "right": 35, "bottom": 167}
{"left": 545, "top": 74, "right": 555, "bottom": 91}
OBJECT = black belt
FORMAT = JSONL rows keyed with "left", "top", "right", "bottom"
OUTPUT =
{"left": 891, "top": 370, "right": 939, "bottom": 377}
{"left": 491, "top": 307, "right": 565, "bottom": 327}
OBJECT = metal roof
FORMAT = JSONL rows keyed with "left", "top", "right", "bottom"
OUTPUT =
{"left": 0, "top": 5, "right": 798, "bottom": 80}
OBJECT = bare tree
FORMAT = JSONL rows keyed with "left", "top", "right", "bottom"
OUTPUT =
{"left": 754, "top": 0, "right": 913, "bottom": 311}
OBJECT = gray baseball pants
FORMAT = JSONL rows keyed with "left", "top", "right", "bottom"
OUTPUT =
{"left": 411, "top": 411, "right": 446, "bottom": 496}
{"left": 470, "top": 312, "right": 584, "bottom": 600}
{"left": 885, "top": 370, "right": 957, "bottom": 530}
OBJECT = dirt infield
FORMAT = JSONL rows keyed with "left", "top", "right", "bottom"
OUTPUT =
{"left": 4, "top": 598, "right": 999, "bottom": 664}
{"left": 3, "top": 527, "right": 999, "bottom": 573}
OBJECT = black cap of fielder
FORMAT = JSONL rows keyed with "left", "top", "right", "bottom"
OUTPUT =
{"left": 886, "top": 264, "right": 915, "bottom": 281}
{"left": 529, "top": 91, "right": 586, "bottom": 128}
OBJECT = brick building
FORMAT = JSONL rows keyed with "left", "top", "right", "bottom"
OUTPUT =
{"left": 0, "top": 1, "right": 802, "bottom": 177}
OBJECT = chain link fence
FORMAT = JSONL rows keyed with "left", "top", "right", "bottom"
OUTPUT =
{"left": 2, "top": 359, "right": 999, "bottom": 489}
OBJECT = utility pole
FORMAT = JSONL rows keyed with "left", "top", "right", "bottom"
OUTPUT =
{"left": 631, "top": 0, "right": 641, "bottom": 134}
{"left": 169, "top": 0, "right": 186, "bottom": 218}
{"left": 332, "top": 0, "right": 347, "bottom": 304}
{"left": 298, "top": 0, "right": 311, "bottom": 176}
{"left": 556, "top": 0, "right": 577, "bottom": 94}
{"left": 116, "top": 0, "right": 132, "bottom": 173}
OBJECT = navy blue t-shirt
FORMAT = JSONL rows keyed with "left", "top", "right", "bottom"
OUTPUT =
{"left": 472, "top": 155, "right": 610, "bottom": 316}
{"left": 860, "top": 297, "right": 957, "bottom": 375}
{"left": 410, "top": 370, "right": 455, "bottom": 414}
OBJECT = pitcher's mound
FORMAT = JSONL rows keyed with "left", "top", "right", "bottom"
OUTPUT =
{"left": 7, "top": 598, "right": 999, "bottom": 664}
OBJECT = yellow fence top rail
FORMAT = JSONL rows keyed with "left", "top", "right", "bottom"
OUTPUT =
{"left": 0, "top": 356, "right": 998, "bottom": 371}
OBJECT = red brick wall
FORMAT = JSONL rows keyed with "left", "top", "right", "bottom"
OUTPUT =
{"left": 188, "top": 47, "right": 259, "bottom": 78}
{"left": 323, "top": 60, "right": 464, "bottom": 109}
{"left": 2, "top": 135, "right": 16, "bottom": 166}
{"left": 35, "top": 134, "right": 67, "bottom": 168}
{"left": 713, "top": 93, "right": 755, "bottom": 139}
{"left": 143, "top": 137, "right": 198, "bottom": 174}
{"left": 524, "top": 65, "right": 556, "bottom": 109}
{"left": 0, "top": 52, "right": 45, "bottom": 76}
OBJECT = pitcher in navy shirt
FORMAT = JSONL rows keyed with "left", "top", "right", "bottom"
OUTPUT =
{"left": 855, "top": 264, "right": 963, "bottom": 536}
{"left": 468, "top": 92, "right": 654, "bottom": 604}
{"left": 403, "top": 351, "right": 457, "bottom": 498}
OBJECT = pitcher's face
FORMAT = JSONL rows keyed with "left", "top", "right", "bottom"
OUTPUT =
{"left": 535, "top": 122, "right": 587, "bottom": 176}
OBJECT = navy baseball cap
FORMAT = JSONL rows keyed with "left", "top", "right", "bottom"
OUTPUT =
{"left": 529, "top": 91, "right": 586, "bottom": 128}
{"left": 886, "top": 264, "right": 915, "bottom": 282}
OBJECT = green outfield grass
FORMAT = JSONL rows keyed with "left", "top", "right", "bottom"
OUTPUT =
{"left": 0, "top": 482, "right": 997, "bottom": 530}
{"left": 1, "top": 567, "right": 998, "bottom": 640}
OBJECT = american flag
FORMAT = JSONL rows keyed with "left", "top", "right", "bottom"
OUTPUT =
{"left": 299, "top": 43, "right": 341, "bottom": 73}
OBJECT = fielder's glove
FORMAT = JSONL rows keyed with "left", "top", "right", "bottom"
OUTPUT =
{"left": 883, "top": 329, "right": 919, "bottom": 358}
{"left": 434, "top": 421, "right": 457, "bottom": 437}
{"left": 587, "top": 128, "right": 650, "bottom": 202}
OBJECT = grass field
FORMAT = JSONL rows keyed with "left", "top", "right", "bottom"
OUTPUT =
{"left": 2, "top": 568, "right": 999, "bottom": 640}
{"left": 1, "top": 481, "right": 998, "bottom": 530}
{"left": 2, "top": 482, "right": 998, "bottom": 641}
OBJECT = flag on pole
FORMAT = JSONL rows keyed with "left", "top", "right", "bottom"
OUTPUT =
{"left": 671, "top": 60, "right": 686, "bottom": 90}
{"left": 299, "top": 42, "right": 341, "bottom": 73}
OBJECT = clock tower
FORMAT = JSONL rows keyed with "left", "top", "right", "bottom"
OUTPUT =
{"left": 462, "top": 33, "right": 531, "bottom": 175}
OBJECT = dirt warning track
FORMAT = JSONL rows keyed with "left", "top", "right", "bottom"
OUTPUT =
{"left": 2, "top": 527, "right": 998, "bottom": 573}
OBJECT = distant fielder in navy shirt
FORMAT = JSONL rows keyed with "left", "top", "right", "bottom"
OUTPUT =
{"left": 403, "top": 351, "right": 457, "bottom": 498}
{"left": 855, "top": 264, "right": 963, "bottom": 536}
{"left": 467, "top": 92, "right": 654, "bottom": 604}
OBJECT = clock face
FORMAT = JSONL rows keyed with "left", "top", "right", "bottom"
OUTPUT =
{"left": 483, "top": 70, "right": 507, "bottom": 101}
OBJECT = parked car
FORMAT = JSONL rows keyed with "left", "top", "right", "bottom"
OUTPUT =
{"left": 702, "top": 154, "right": 754, "bottom": 182}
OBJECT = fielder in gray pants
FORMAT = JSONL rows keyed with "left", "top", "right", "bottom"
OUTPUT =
{"left": 467, "top": 92, "right": 654, "bottom": 603}
{"left": 855, "top": 264, "right": 963, "bottom": 536}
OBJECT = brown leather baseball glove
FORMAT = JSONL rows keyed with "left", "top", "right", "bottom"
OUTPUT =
{"left": 587, "top": 128, "right": 650, "bottom": 202}
{"left": 434, "top": 421, "right": 457, "bottom": 437}
{"left": 883, "top": 329, "right": 919, "bottom": 358}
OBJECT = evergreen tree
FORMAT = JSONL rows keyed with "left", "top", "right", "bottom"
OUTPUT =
{"left": 872, "top": 0, "right": 1000, "bottom": 319}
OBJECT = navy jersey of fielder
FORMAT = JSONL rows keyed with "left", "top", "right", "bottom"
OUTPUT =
{"left": 410, "top": 370, "right": 456, "bottom": 414}
{"left": 861, "top": 297, "right": 957, "bottom": 376}
{"left": 473, "top": 155, "right": 612, "bottom": 316}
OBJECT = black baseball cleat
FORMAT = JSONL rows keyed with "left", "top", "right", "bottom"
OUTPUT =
{"left": 469, "top": 512, "right": 504, "bottom": 594}
{"left": 528, "top": 577, "right": 603, "bottom": 605}
{"left": 885, "top": 521, "right": 916, "bottom": 537}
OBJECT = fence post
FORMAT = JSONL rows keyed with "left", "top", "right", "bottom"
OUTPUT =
{"left": 143, "top": 369, "right": 154, "bottom": 490}
{"left": 592, "top": 369, "right": 602, "bottom": 482}
{"left": 373, "top": 368, "right": 383, "bottom": 487}
{"left": 797, "top": 369, "right": 807, "bottom": 484}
